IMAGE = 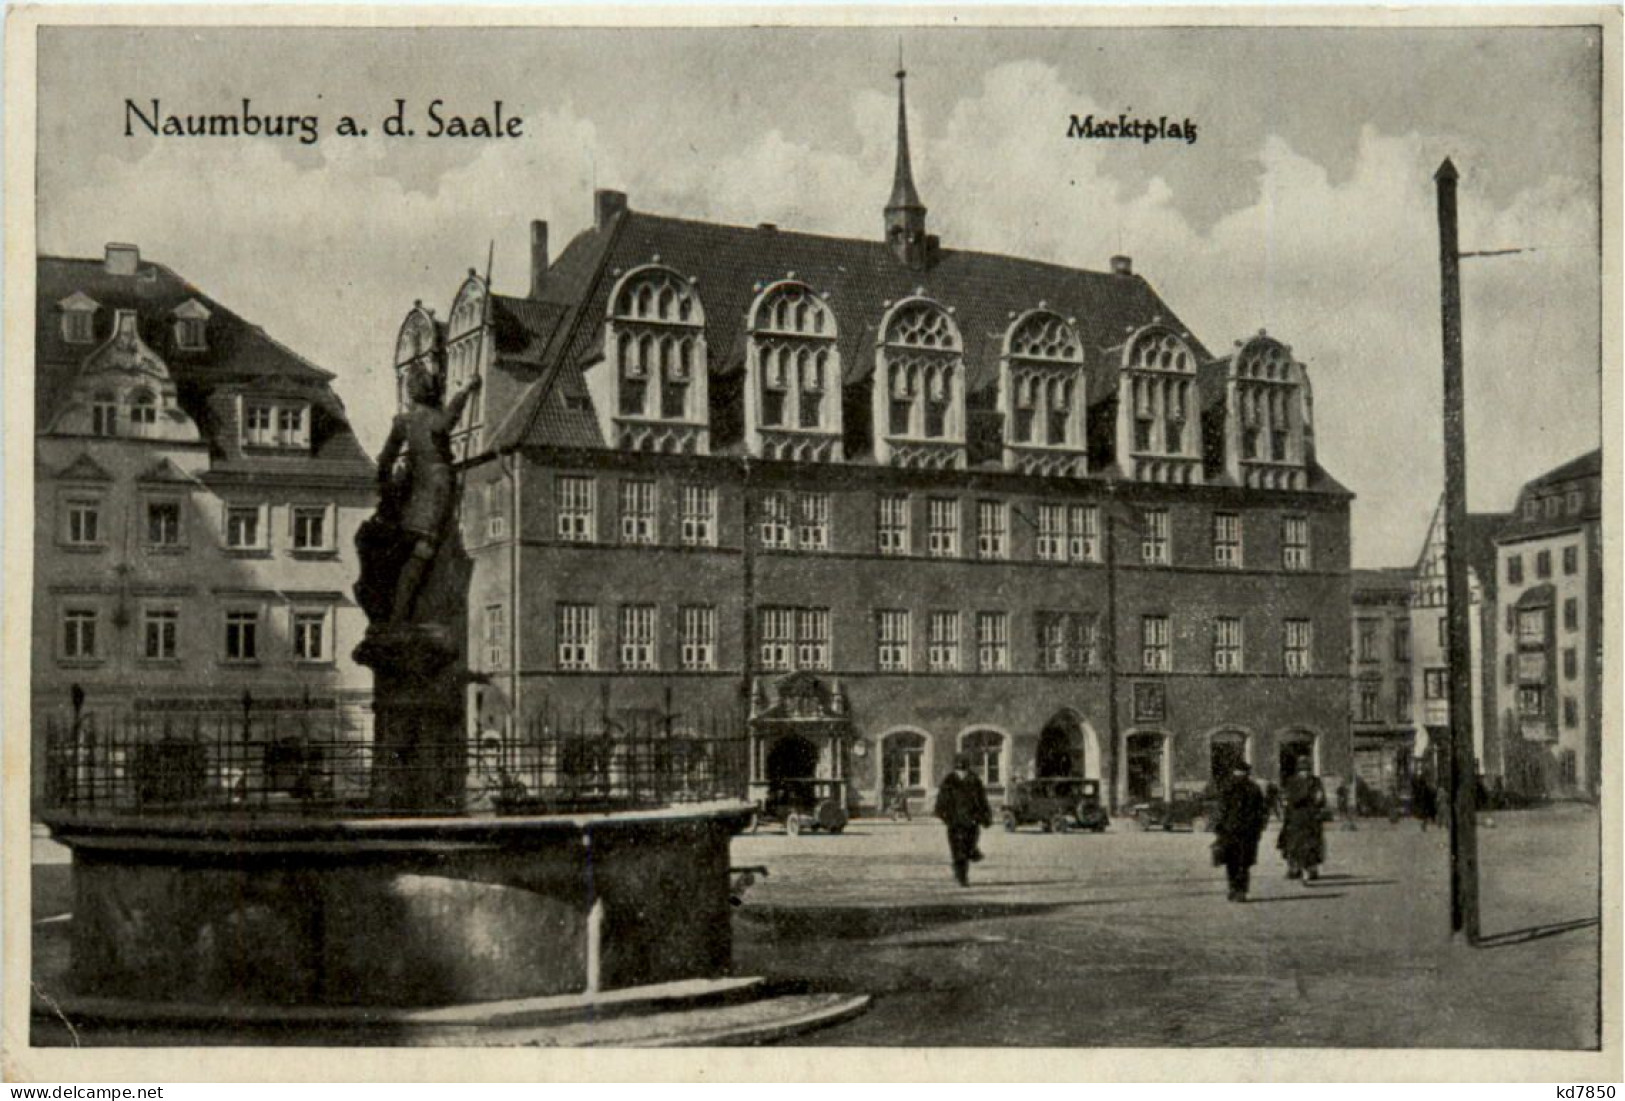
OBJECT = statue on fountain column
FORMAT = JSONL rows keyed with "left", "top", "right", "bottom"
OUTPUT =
{"left": 354, "top": 362, "right": 481, "bottom": 670}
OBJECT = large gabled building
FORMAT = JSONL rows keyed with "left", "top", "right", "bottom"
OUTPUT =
{"left": 396, "top": 73, "right": 1354, "bottom": 814}
{"left": 33, "top": 243, "right": 375, "bottom": 800}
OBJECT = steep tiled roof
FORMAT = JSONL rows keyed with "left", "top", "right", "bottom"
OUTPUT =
{"left": 1497, "top": 448, "right": 1602, "bottom": 544}
{"left": 1526, "top": 448, "right": 1601, "bottom": 489}
{"left": 1351, "top": 567, "right": 1412, "bottom": 601}
{"left": 493, "top": 208, "right": 1209, "bottom": 453}
{"left": 37, "top": 254, "right": 371, "bottom": 475}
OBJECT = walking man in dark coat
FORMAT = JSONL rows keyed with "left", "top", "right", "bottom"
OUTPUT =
{"left": 1278, "top": 754, "right": 1328, "bottom": 881}
{"left": 934, "top": 754, "right": 993, "bottom": 887}
{"left": 1212, "top": 760, "right": 1269, "bottom": 902}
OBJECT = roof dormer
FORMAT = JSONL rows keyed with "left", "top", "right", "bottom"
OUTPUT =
{"left": 588, "top": 263, "right": 709, "bottom": 455}
{"left": 745, "top": 279, "right": 842, "bottom": 462}
{"left": 872, "top": 295, "right": 965, "bottom": 470}
{"left": 172, "top": 298, "right": 211, "bottom": 351}
{"left": 999, "top": 308, "right": 1086, "bottom": 476}
{"left": 1115, "top": 324, "right": 1203, "bottom": 485}
{"left": 1222, "top": 332, "right": 1312, "bottom": 490}
{"left": 393, "top": 302, "right": 442, "bottom": 414}
{"left": 59, "top": 292, "right": 99, "bottom": 344}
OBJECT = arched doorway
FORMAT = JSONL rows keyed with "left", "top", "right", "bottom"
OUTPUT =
{"left": 1210, "top": 730, "right": 1249, "bottom": 784}
{"left": 1125, "top": 732, "right": 1166, "bottom": 803}
{"left": 880, "top": 729, "right": 929, "bottom": 802}
{"left": 960, "top": 728, "right": 1006, "bottom": 791}
{"left": 1279, "top": 731, "right": 1317, "bottom": 780}
{"left": 1037, "top": 712, "right": 1082, "bottom": 778}
{"left": 766, "top": 734, "right": 820, "bottom": 783}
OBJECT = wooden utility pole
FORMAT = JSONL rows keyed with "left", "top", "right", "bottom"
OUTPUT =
{"left": 1435, "top": 157, "right": 1481, "bottom": 942}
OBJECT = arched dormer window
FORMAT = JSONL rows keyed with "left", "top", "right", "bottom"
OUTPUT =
{"left": 745, "top": 282, "right": 842, "bottom": 461}
{"left": 1227, "top": 334, "right": 1311, "bottom": 489}
{"left": 1000, "top": 310, "right": 1085, "bottom": 475}
{"left": 446, "top": 272, "right": 489, "bottom": 442}
{"left": 129, "top": 387, "right": 159, "bottom": 435}
{"left": 393, "top": 304, "right": 440, "bottom": 415}
{"left": 1117, "top": 325, "right": 1202, "bottom": 485}
{"left": 874, "top": 297, "right": 965, "bottom": 470}
{"left": 599, "top": 265, "right": 709, "bottom": 455}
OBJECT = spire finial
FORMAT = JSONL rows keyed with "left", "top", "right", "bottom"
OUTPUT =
{"left": 887, "top": 60, "right": 924, "bottom": 214}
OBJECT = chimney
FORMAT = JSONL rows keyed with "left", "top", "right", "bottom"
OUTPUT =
{"left": 105, "top": 243, "right": 140, "bottom": 276}
{"left": 529, "top": 220, "right": 549, "bottom": 299}
{"left": 595, "top": 189, "right": 628, "bottom": 230}
{"left": 1110, "top": 255, "right": 1134, "bottom": 277}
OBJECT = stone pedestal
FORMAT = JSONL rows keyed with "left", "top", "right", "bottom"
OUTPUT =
{"left": 352, "top": 623, "right": 467, "bottom": 811}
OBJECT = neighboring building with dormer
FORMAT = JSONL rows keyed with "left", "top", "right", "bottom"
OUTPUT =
{"left": 33, "top": 244, "right": 374, "bottom": 800}
{"left": 394, "top": 71, "right": 1353, "bottom": 815}
{"left": 1492, "top": 449, "right": 1602, "bottom": 800}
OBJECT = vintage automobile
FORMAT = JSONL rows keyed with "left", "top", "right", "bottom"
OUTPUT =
{"left": 1000, "top": 777, "right": 1111, "bottom": 833}
{"left": 1132, "top": 791, "right": 1213, "bottom": 832}
{"left": 753, "top": 778, "right": 849, "bottom": 836}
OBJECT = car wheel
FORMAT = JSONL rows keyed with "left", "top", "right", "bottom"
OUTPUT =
{"left": 1050, "top": 813, "right": 1071, "bottom": 835}
{"left": 1002, "top": 810, "right": 1018, "bottom": 833}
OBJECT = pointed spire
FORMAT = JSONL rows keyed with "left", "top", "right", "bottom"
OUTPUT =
{"left": 887, "top": 63, "right": 925, "bottom": 215}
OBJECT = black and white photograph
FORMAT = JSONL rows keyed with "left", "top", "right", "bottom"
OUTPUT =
{"left": 5, "top": 8, "right": 1619, "bottom": 1079}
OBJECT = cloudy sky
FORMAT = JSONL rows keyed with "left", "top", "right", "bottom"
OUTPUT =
{"left": 36, "top": 24, "right": 1602, "bottom": 567}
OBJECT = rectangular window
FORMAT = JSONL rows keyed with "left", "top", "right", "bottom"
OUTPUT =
{"left": 1535, "top": 550, "right": 1551, "bottom": 579}
{"left": 1357, "top": 619, "right": 1379, "bottom": 663}
{"left": 796, "top": 608, "right": 831, "bottom": 670}
{"left": 1282, "top": 516, "right": 1310, "bottom": 571}
{"left": 619, "top": 605, "right": 657, "bottom": 670}
{"left": 1396, "top": 677, "right": 1413, "bottom": 722}
{"left": 680, "top": 606, "right": 716, "bottom": 671}
{"left": 1563, "top": 545, "right": 1579, "bottom": 576}
{"left": 275, "top": 406, "right": 308, "bottom": 448}
{"left": 484, "top": 604, "right": 507, "bottom": 670}
{"left": 1142, "top": 615, "right": 1170, "bottom": 672}
{"left": 796, "top": 493, "right": 830, "bottom": 551}
{"left": 759, "top": 492, "right": 792, "bottom": 549}
{"left": 65, "top": 498, "right": 102, "bottom": 546}
{"left": 1507, "top": 555, "right": 1524, "bottom": 585}
{"left": 291, "top": 505, "right": 330, "bottom": 551}
{"left": 1564, "top": 598, "right": 1579, "bottom": 632}
{"left": 1214, "top": 617, "right": 1243, "bottom": 673}
{"left": 878, "top": 495, "right": 910, "bottom": 555}
{"left": 225, "top": 505, "right": 262, "bottom": 550}
{"left": 1358, "top": 678, "right": 1381, "bottom": 723}
{"left": 681, "top": 485, "right": 716, "bottom": 547}
{"left": 1519, "top": 685, "right": 1545, "bottom": 718}
{"left": 1213, "top": 513, "right": 1242, "bottom": 568}
{"left": 976, "top": 611, "right": 1009, "bottom": 672}
{"left": 1068, "top": 505, "right": 1100, "bottom": 563}
{"left": 927, "top": 498, "right": 959, "bottom": 558}
{"left": 1560, "top": 749, "right": 1578, "bottom": 785}
{"left": 62, "top": 608, "right": 98, "bottom": 660}
{"left": 1036, "top": 504, "right": 1066, "bottom": 562}
{"left": 65, "top": 310, "right": 95, "bottom": 344}
{"left": 92, "top": 398, "right": 117, "bottom": 437}
{"left": 619, "top": 480, "right": 658, "bottom": 545}
{"left": 557, "top": 604, "right": 597, "bottom": 670}
{"left": 224, "top": 609, "right": 258, "bottom": 662}
{"left": 977, "top": 501, "right": 1008, "bottom": 560}
{"left": 142, "top": 607, "right": 178, "bottom": 661}
{"left": 1393, "top": 619, "right": 1411, "bottom": 662}
{"left": 877, "top": 610, "right": 911, "bottom": 672}
{"left": 760, "top": 606, "right": 795, "bottom": 672}
{"left": 1037, "top": 612, "right": 1068, "bottom": 671}
{"left": 557, "top": 476, "right": 595, "bottom": 542}
{"left": 244, "top": 404, "right": 275, "bottom": 447}
{"left": 1518, "top": 607, "right": 1547, "bottom": 646}
{"left": 1504, "top": 653, "right": 1516, "bottom": 685}
{"left": 1424, "top": 668, "right": 1448, "bottom": 700}
{"left": 1141, "top": 509, "right": 1170, "bottom": 565}
{"left": 1284, "top": 619, "right": 1313, "bottom": 674}
{"left": 146, "top": 501, "right": 181, "bottom": 547}
{"left": 1071, "top": 614, "right": 1101, "bottom": 672}
{"left": 928, "top": 611, "right": 960, "bottom": 672}
{"left": 1440, "top": 616, "right": 1450, "bottom": 648}
{"left": 486, "top": 481, "right": 507, "bottom": 539}
{"left": 1563, "top": 696, "right": 1578, "bottom": 728}
{"left": 1563, "top": 647, "right": 1577, "bottom": 680}
{"left": 293, "top": 608, "right": 330, "bottom": 662}
{"left": 176, "top": 317, "right": 206, "bottom": 350}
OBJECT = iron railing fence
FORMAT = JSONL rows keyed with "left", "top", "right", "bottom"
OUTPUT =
{"left": 42, "top": 696, "right": 751, "bottom": 817}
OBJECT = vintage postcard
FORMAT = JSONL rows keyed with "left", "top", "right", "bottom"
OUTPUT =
{"left": 3, "top": 5, "right": 1620, "bottom": 1083}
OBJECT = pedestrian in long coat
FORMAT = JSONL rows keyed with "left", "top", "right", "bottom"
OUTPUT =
{"left": 1277, "top": 755, "right": 1327, "bottom": 881}
{"left": 1211, "top": 760, "right": 1269, "bottom": 902}
{"left": 934, "top": 754, "right": 993, "bottom": 887}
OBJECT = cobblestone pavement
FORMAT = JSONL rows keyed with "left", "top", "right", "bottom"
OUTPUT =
{"left": 728, "top": 805, "right": 1602, "bottom": 1048}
